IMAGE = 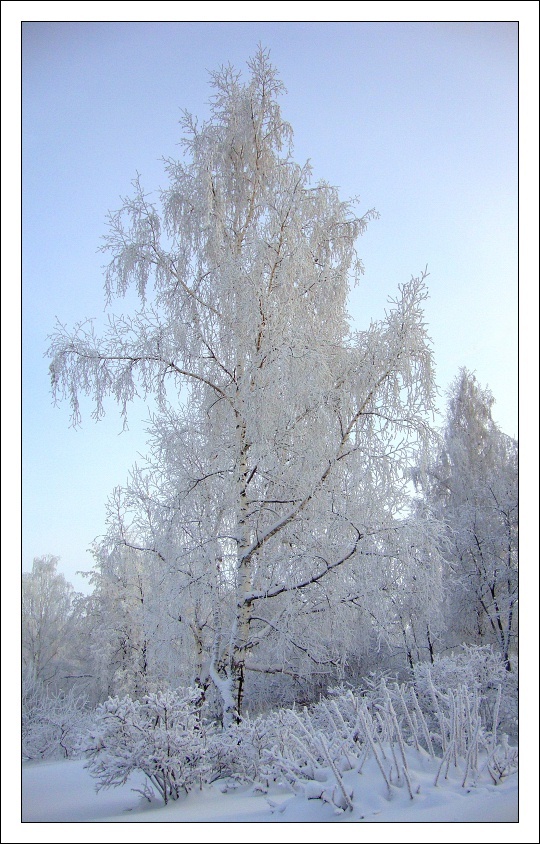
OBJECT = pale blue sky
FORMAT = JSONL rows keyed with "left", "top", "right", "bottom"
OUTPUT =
{"left": 21, "top": 20, "right": 520, "bottom": 591}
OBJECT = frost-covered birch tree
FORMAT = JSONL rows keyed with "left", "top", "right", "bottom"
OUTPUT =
{"left": 22, "top": 555, "right": 85, "bottom": 691}
{"left": 49, "top": 48, "right": 440, "bottom": 723}
{"left": 82, "top": 541, "right": 153, "bottom": 700}
{"left": 420, "top": 369, "right": 518, "bottom": 669}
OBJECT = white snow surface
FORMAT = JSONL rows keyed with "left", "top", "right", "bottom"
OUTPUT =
{"left": 14, "top": 755, "right": 526, "bottom": 842}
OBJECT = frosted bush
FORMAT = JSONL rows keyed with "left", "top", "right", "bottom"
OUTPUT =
{"left": 207, "top": 713, "right": 279, "bottom": 785}
{"left": 413, "top": 645, "right": 517, "bottom": 741}
{"left": 262, "top": 705, "right": 359, "bottom": 811}
{"left": 22, "top": 673, "right": 90, "bottom": 761}
{"left": 84, "top": 688, "right": 212, "bottom": 804}
{"left": 259, "top": 673, "right": 517, "bottom": 812}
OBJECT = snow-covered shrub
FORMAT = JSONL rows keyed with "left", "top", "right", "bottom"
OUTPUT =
{"left": 206, "top": 712, "right": 280, "bottom": 785}
{"left": 84, "top": 688, "right": 212, "bottom": 804}
{"left": 260, "top": 674, "right": 518, "bottom": 813}
{"left": 482, "top": 733, "right": 519, "bottom": 785}
{"left": 262, "top": 693, "right": 407, "bottom": 812}
{"left": 413, "top": 645, "right": 518, "bottom": 741}
{"left": 22, "top": 672, "right": 90, "bottom": 760}
{"left": 265, "top": 704, "right": 359, "bottom": 811}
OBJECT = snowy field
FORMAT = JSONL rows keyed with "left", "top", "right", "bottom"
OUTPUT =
{"left": 13, "top": 755, "right": 525, "bottom": 842}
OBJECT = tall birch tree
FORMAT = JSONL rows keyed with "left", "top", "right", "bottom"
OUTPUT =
{"left": 49, "top": 48, "right": 440, "bottom": 722}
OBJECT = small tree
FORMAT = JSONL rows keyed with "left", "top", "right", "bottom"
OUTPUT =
{"left": 82, "top": 542, "right": 151, "bottom": 700}
{"left": 22, "top": 555, "right": 84, "bottom": 690}
{"left": 49, "top": 48, "right": 440, "bottom": 723}
{"left": 421, "top": 369, "right": 518, "bottom": 669}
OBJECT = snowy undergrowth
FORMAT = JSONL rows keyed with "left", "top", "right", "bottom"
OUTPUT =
{"left": 258, "top": 679, "right": 517, "bottom": 815}
{"left": 81, "top": 665, "right": 517, "bottom": 816}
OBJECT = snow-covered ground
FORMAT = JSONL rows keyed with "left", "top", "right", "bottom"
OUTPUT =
{"left": 12, "top": 754, "right": 527, "bottom": 842}
{"left": 21, "top": 755, "right": 519, "bottom": 823}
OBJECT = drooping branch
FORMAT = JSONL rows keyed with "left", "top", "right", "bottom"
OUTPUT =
{"left": 244, "top": 527, "right": 363, "bottom": 604}
{"left": 48, "top": 317, "right": 231, "bottom": 427}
